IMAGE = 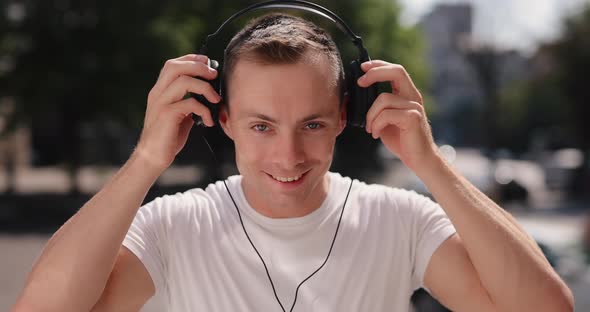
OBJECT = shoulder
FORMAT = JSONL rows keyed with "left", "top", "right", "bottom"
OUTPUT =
{"left": 137, "top": 176, "right": 237, "bottom": 226}
{"left": 332, "top": 172, "right": 446, "bottom": 231}
{"left": 334, "top": 172, "right": 433, "bottom": 212}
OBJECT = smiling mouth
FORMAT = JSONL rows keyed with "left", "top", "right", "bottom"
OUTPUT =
{"left": 267, "top": 170, "right": 310, "bottom": 183}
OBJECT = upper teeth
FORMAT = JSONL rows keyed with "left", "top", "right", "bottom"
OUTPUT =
{"left": 272, "top": 174, "right": 302, "bottom": 182}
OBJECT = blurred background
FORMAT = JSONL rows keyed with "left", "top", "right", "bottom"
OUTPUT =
{"left": 1, "top": 0, "right": 590, "bottom": 311}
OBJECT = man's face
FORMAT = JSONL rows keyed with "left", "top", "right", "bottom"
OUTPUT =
{"left": 219, "top": 55, "right": 345, "bottom": 216}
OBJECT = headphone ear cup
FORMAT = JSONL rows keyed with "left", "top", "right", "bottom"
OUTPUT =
{"left": 191, "top": 59, "right": 221, "bottom": 126}
{"left": 347, "top": 59, "right": 378, "bottom": 128}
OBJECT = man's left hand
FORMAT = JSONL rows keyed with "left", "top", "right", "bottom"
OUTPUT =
{"left": 358, "top": 60, "right": 439, "bottom": 172}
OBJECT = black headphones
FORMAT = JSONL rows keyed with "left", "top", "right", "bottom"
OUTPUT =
{"left": 189, "top": 3, "right": 362, "bottom": 310}
{"left": 191, "top": 0, "right": 379, "bottom": 129}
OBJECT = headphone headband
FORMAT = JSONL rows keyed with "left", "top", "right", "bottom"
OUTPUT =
{"left": 190, "top": 0, "right": 379, "bottom": 128}
{"left": 199, "top": 0, "right": 368, "bottom": 59}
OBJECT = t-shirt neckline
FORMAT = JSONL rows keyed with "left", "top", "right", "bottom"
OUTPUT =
{"left": 227, "top": 172, "right": 340, "bottom": 230}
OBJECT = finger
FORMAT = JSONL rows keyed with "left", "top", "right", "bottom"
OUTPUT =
{"left": 149, "top": 58, "right": 217, "bottom": 103}
{"left": 156, "top": 54, "right": 209, "bottom": 85}
{"left": 165, "top": 97, "right": 215, "bottom": 127}
{"left": 176, "top": 54, "right": 209, "bottom": 63}
{"left": 154, "top": 75, "right": 221, "bottom": 110}
{"left": 365, "top": 93, "right": 423, "bottom": 133}
{"left": 360, "top": 59, "right": 390, "bottom": 71}
{"left": 371, "top": 109, "right": 423, "bottom": 139}
{"left": 178, "top": 114, "right": 195, "bottom": 140}
{"left": 358, "top": 61, "right": 423, "bottom": 104}
{"left": 150, "top": 60, "right": 217, "bottom": 103}
{"left": 158, "top": 58, "right": 216, "bottom": 82}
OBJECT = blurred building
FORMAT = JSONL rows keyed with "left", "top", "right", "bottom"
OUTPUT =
{"left": 420, "top": 4, "right": 482, "bottom": 145}
{"left": 420, "top": 4, "right": 530, "bottom": 147}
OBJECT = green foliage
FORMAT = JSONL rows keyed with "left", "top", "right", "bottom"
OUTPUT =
{"left": 497, "top": 3, "right": 590, "bottom": 151}
{"left": 552, "top": 3, "right": 590, "bottom": 149}
{"left": 0, "top": 0, "right": 428, "bottom": 174}
{"left": 1, "top": 0, "right": 174, "bottom": 127}
{"left": 497, "top": 76, "right": 574, "bottom": 152}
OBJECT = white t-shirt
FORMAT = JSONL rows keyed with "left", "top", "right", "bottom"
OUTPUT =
{"left": 123, "top": 171, "right": 456, "bottom": 312}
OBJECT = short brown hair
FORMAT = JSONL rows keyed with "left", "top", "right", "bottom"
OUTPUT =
{"left": 222, "top": 13, "right": 345, "bottom": 108}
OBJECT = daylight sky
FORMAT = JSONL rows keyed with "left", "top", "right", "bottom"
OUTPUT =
{"left": 398, "top": 0, "right": 588, "bottom": 53}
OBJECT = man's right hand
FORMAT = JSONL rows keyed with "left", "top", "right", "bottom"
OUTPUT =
{"left": 11, "top": 55, "right": 221, "bottom": 312}
{"left": 135, "top": 54, "right": 221, "bottom": 171}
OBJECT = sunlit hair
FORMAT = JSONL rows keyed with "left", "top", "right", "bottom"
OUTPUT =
{"left": 222, "top": 13, "right": 345, "bottom": 109}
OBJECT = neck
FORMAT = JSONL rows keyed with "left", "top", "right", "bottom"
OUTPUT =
{"left": 241, "top": 173, "right": 331, "bottom": 219}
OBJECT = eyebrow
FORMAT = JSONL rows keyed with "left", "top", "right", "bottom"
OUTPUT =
{"left": 245, "top": 112, "right": 326, "bottom": 123}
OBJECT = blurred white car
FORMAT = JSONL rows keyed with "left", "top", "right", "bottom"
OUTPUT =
{"left": 381, "top": 146, "right": 500, "bottom": 199}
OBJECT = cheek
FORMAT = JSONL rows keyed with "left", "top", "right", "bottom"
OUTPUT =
{"left": 233, "top": 134, "right": 269, "bottom": 163}
{"left": 304, "top": 133, "right": 337, "bottom": 156}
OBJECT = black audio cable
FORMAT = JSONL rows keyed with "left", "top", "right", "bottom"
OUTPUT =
{"left": 199, "top": 129, "right": 353, "bottom": 312}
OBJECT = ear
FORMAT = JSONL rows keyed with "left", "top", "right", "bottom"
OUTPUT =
{"left": 218, "top": 107, "right": 234, "bottom": 140}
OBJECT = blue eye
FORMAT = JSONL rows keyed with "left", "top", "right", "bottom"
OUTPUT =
{"left": 306, "top": 122, "right": 322, "bottom": 130}
{"left": 253, "top": 124, "right": 269, "bottom": 132}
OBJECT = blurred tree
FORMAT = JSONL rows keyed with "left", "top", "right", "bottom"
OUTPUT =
{"left": 496, "top": 73, "right": 574, "bottom": 153}
{"left": 493, "top": 3, "right": 590, "bottom": 196}
{"left": 552, "top": 4, "right": 590, "bottom": 151}
{"left": 0, "top": 0, "right": 428, "bottom": 188}
{"left": 551, "top": 3, "right": 590, "bottom": 196}
{"left": 1, "top": 0, "right": 178, "bottom": 193}
{"left": 465, "top": 47, "right": 500, "bottom": 151}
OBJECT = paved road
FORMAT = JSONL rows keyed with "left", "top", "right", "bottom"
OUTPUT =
{"left": 0, "top": 235, "right": 162, "bottom": 312}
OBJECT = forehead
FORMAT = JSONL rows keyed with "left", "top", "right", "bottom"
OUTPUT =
{"left": 226, "top": 56, "right": 340, "bottom": 118}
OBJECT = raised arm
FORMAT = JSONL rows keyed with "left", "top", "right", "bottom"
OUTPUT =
{"left": 12, "top": 151, "right": 162, "bottom": 312}
{"left": 358, "top": 59, "right": 573, "bottom": 311}
{"left": 12, "top": 53, "right": 221, "bottom": 312}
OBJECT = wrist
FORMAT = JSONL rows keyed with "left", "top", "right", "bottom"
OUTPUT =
{"left": 412, "top": 149, "right": 450, "bottom": 182}
{"left": 129, "top": 147, "right": 168, "bottom": 179}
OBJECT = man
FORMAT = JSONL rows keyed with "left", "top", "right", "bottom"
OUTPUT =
{"left": 13, "top": 13, "right": 572, "bottom": 312}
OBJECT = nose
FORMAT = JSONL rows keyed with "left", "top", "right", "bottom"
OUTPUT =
{"left": 273, "top": 131, "right": 305, "bottom": 170}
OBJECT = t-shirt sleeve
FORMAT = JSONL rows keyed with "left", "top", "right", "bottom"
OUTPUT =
{"left": 405, "top": 190, "right": 457, "bottom": 293}
{"left": 122, "top": 196, "right": 172, "bottom": 295}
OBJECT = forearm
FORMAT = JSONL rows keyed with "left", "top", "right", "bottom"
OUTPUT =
{"left": 15, "top": 151, "right": 163, "bottom": 312}
{"left": 416, "top": 154, "right": 573, "bottom": 311}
